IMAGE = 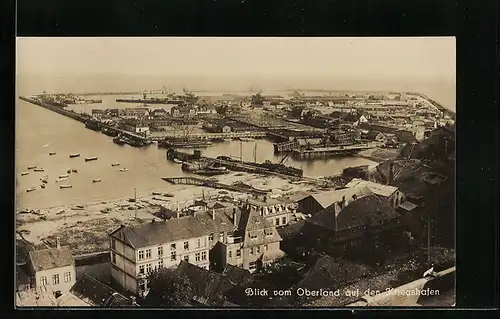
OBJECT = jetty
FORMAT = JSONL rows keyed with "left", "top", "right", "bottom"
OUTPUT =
{"left": 162, "top": 177, "right": 270, "bottom": 195}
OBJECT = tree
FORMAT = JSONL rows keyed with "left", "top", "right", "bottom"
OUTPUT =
{"left": 143, "top": 267, "right": 194, "bottom": 307}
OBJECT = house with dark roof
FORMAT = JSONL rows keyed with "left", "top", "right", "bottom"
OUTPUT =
{"left": 69, "top": 274, "right": 138, "bottom": 307}
{"left": 222, "top": 264, "right": 252, "bottom": 286}
{"left": 109, "top": 209, "right": 235, "bottom": 296}
{"left": 26, "top": 239, "right": 76, "bottom": 294}
{"left": 176, "top": 261, "right": 235, "bottom": 306}
{"left": 301, "top": 194, "right": 407, "bottom": 262}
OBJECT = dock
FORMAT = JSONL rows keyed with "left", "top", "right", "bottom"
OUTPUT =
{"left": 151, "top": 131, "right": 267, "bottom": 141}
{"left": 291, "top": 143, "right": 382, "bottom": 159}
{"left": 162, "top": 177, "right": 270, "bottom": 195}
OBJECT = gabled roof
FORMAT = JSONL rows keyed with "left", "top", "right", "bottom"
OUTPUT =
{"left": 335, "top": 195, "right": 400, "bottom": 231}
{"left": 222, "top": 264, "right": 252, "bottom": 286}
{"left": 110, "top": 214, "right": 230, "bottom": 249}
{"left": 240, "top": 208, "right": 282, "bottom": 247}
{"left": 176, "top": 261, "right": 235, "bottom": 306}
{"left": 345, "top": 178, "right": 398, "bottom": 198}
{"left": 70, "top": 274, "right": 134, "bottom": 307}
{"left": 28, "top": 247, "right": 75, "bottom": 272}
{"left": 300, "top": 186, "right": 373, "bottom": 210}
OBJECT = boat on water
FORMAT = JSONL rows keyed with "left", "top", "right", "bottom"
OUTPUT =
{"left": 72, "top": 169, "right": 78, "bottom": 173}
{"left": 59, "top": 174, "right": 69, "bottom": 178}
{"left": 93, "top": 179, "right": 102, "bottom": 183}
{"left": 40, "top": 184, "right": 46, "bottom": 189}
{"left": 113, "top": 136, "right": 126, "bottom": 145}
{"left": 21, "top": 172, "right": 29, "bottom": 176}
{"left": 101, "top": 128, "right": 119, "bottom": 137}
{"left": 69, "top": 153, "right": 80, "bottom": 158}
{"left": 26, "top": 187, "right": 36, "bottom": 192}
{"left": 60, "top": 185, "right": 73, "bottom": 189}
{"left": 56, "top": 177, "right": 68, "bottom": 182}
{"left": 34, "top": 168, "right": 44, "bottom": 172}
{"left": 239, "top": 137, "right": 255, "bottom": 142}
{"left": 27, "top": 166, "right": 36, "bottom": 170}
{"left": 173, "top": 158, "right": 183, "bottom": 164}
{"left": 85, "top": 120, "right": 100, "bottom": 131}
{"left": 119, "top": 168, "right": 130, "bottom": 172}
{"left": 85, "top": 157, "right": 98, "bottom": 162}
{"left": 41, "top": 179, "right": 48, "bottom": 184}
{"left": 67, "top": 169, "right": 72, "bottom": 174}
{"left": 158, "top": 138, "right": 213, "bottom": 149}
{"left": 49, "top": 152, "right": 56, "bottom": 156}
{"left": 111, "top": 163, "right": 120, "bottom": 167}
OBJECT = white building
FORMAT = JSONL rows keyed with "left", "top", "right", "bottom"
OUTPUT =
{"left": 344, "top": 178, "right": 405, "bottom": 208}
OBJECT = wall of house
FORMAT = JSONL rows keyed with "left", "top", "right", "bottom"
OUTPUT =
{"left": 34, "top": 265, "right": 76, "bottom": 293}
{"left": 111, "top": 264, "right": 138, "bottom": 294}
{"left": 265, "top": 212, "right": 290, "bottom": 227}
{"left": 389, "top": 191, "right": 406, "bottom": 208}
{"left": 298, "top": 197, "right": 326, "bottom": 215}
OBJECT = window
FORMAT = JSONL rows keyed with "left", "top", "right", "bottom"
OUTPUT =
{"left": 249, "top": 261, "right": 257, "bottom": 271}
{"left": 184, "top": 255, "right": 189, "bottom": 262}
{"left": 281, "top": 217, "right": 286, "bottom": 225}
{"left": 256, "top": 246, "right": 260, "bottom": 254}
{"left": 41, "top": 276, "right": 47, "bottom": 286}
{"left": 250, "top": 247, "right": 254, "bottom": 255}
{"left": 53, "top": 274, "right": 59, "bottom": 285}
{"left": 146, "top": 264, "right": 152, "bottom": 274}
{"left": 64, "top": 272, "right": 71, "bottom": 283}
{"left": 201, "top": 251, "right": 207, "bottom": 261}
{"left": 111, "top": 239, "right": 116, "bottom": 249}
{"left": 111, "top": 252, "right": 116, "bottom": 264}
{"left": 170, "top": 251, "right": 177, "bottom": 261}
{"left": 249, "top": 233, "right": 258, "bottom": 239}
{"left": 170, "top": 243, "right": 176, "bottom": 250}
{"left": 275, "top": 218, "right": 280, "bottom": 225}
{"left": 264, "top": 245, "right": 268, "bottom": 251}
{"left": 265, "top": 229, "right": 273, "bottom": 236}
{"left": 184, "top": 241, "right": 189, "bottom": 250}
{"left": 209, "top": 233, "right": 214, "bottom": 241}
{"left": 145, "top": 249, "right": 151, "bottom": 259}
{"left": 203, "top": 237, "right": 207, "bottom": 247}
{"left": 138, "top": 250, "right": 145, "bottom": 260}
{"left": 195, "top": 252, "right": 201, "bottom": 262}
{"left": 229, "top": 250, "right": 232, "bottom": 258}
{"left": 236, "top": 249, "right": 241, "bottom": 258}
{"left": 158, "top": 259, "right": 163, "bottom": 268}
{"left": 158, "top": 246, "right": 163, "bottom": 257}
{"left": 196, "top": 239, "right": 201, "bottom": 248}
{"left": 219, "top": 233, "right": 224, "bottom": 242}
{"left": 139, "top": 265, "right": 145, "bottom": 274}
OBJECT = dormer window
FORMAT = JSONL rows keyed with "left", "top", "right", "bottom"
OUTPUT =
{"left": 249, "top": 233, "right": 258, "bottom": 239}
{"left": 264, "top": 229, "right": 273, "bottom": 236}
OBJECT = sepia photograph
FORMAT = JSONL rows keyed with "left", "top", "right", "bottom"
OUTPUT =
{"left": 15, "top": 37, "right": 456, "bottom": 308}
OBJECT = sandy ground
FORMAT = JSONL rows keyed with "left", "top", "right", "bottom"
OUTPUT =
{"left": 16, "top": 172, "right": 319, "bottom": 255}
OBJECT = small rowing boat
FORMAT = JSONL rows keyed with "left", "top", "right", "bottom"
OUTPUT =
{"left": 49, "top": 152, "right": 56, "bottom": 156}
{"left": 41, "top": 179, "right": 48, "bottom": 184}
{"left": 43, "top": 144, "right": 49, "bottom": 148}
{"left": 85, "top": 156, "right": 98, "bottom": 162}
{"left": 26, "top": 187, "right": 36, "bottom": 192}
{"left": 111, "top": 163, "right": 120, "bottom": 167}
{"left": 93, "top": 179, "right": 102, "bottom": 183}
{"left": 40, "top": 184, "right": 46, "bottom": 189}
{"left": 59, "top": 174, "right": 69, "bottom": 178}
{"left": 56, "top": 177, "right": 68, "bottom": 182}
{"left": 69, "top": 153, "right": 80, "bottom": 158}
{"left": 119, "top": 168, "right": 130, "bottom": 172}
{"left": 173, "top": 158, "right": 183, "bottom": 164}
{"left": 60, "top": 185, "right": 72, "bottom": 189}
{"left": 21, "top": 172, "right": 29, "bottom": 176}
{"left": 27, "top": 166, "right": 36, "bottom": 170}
{"left": 34, "top": 168, "right": 44, "bottom": 172}
{"left": 72, "top": 169, "right": 78, "bottom": 173}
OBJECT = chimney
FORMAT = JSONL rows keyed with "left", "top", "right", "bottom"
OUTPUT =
{"left": 56, "top": 237, "right": 60, "bottom": 249}
{"left": 341, "top": 196, "right": 347, "bottom": 209}
{"left": 212, "top": 208, "right": 216, "bottom": 220}
{"left": 388, "top": 162, "right": 395, "bottom": 185}
{"left": 232, "top": 208, "right": 238, "bottom": 226}
{"left": 176, "top": 210, "right": 180, "bottom": 218}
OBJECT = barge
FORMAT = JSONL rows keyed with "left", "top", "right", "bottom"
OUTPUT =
{"left": 85, "top": 120, "right": 101, "bottom": 131}
{"left": 158, "top": 138, "right": 213, "bottom": 149}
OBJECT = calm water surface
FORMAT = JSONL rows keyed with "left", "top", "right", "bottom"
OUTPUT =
{"left": 16, "top": 97, "right": 376, "bottom": 209}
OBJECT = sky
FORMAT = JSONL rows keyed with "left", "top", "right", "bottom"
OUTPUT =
{"left": 17, "top": 37, "right": 455, "bottom": 79}
{"left": 16, "top": 37, "right": 456, "bottom": 109}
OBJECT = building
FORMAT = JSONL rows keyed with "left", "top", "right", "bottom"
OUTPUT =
{"left": 120, "top": 119, "right": 150, "bottom": 136}
{"left": 396, "top": 128, "right": 425, "bottom": 143}
{"left": 297, "top": 186, "right": 374, "bottom": 216}
{"left": 363, "top": 131, "right": 387, "bottom": 142}
{"left": 344, "top": 178, "right": 405, "bottom": 208}
{"left": 91, "top": 109, "right": 103, "bottom": 119}
{"left": 171, "top": 106, "right": 197, "bottom": 117}
{"left": 26, "top": 240, "right": 76, "bottom": 294}
{"left": 109, "top": 210, "right": 234, "bottom": 296}
{"left": 214, "top": 204, "right": 286, "bottom": 273}
{"left": 149, "top": 108, "right": 168, "bottom": 118}
{"left": 246, "top": 197, "right": 295, "bottom": 227}
{"left": 69, "top": 274, "right": 138, "bottom": 307}
{"left": 301, "top": 195, "right": 406, "bottom": 261}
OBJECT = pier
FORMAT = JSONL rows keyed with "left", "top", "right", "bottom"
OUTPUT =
{"left": 162, "top": 177, "right": 270, "bottom": 195}
{"left": 151, "top": 131, "right": 267, "bottom": 141}
{"left": 291, "top": 143, "right": 382, "bottom": 159}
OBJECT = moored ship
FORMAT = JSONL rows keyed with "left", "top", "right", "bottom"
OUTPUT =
{"left": 158, "top": 138, "right": 213, "bottom": 149}
{"left": 85, "top": 120, "right": 100, "bottom": 131}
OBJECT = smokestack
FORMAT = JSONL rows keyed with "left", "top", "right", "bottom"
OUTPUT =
{"left": 56, "top": 237, "right": 60, "bottom": 249}
{"left": 389, "top": 162, "right": 395, "bottom": 185}
{"left": 212, "top": 208, "right": 216, "bottom": 220}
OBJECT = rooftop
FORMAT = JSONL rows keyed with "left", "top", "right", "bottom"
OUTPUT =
{"left": 222, "top": 264, "right": 252, "bottom": 286}
{"left": 70, "top": 274, "right": 134, "bottom": 307}
{"left": 344, "top": 178, "right": 398, "bottom": 198}
{"left": 300, "top": 186, "right": 373, "bottom": 210}
{"left": 28, "top": 246, "right": 75, "bottom": 272}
